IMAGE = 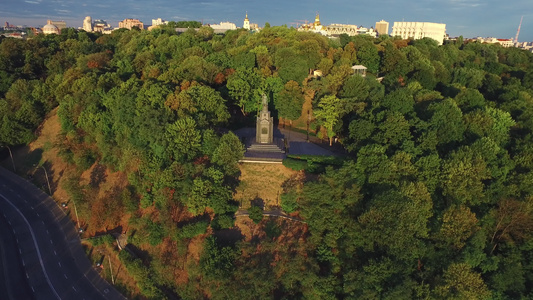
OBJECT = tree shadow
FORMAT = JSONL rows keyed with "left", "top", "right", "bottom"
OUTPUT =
{"left": 176, "top": 212, "right": 211, "bottom": 228}
{"left": 30, "top": 159, "right": 56, "bottom": 195}
{"left": 213, "top": 227, "right": 244, "bottom": 248}
{"left": 15, "top": 147, "right": 43, "bottom": 175}
{"left": 250, "top": 196, "right": 265, "bottom": 210}
{"left": 123, "top": 243, "right": 151, "bottom": 265}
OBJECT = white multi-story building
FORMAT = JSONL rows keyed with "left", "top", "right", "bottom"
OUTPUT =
{"left": 473, "top": 37, "right": 515, "bottom": 48}
{"left": 209, "top": 21, "right": 237, "bottom": 30}
{"left": 152, "top": 18, "right": 168, "bottom": 26}
{"left": 83, "top": 16, "right": 92, "bottom": 32}
{"left": 391, "top": 22, "right": 446, "bottom": 45}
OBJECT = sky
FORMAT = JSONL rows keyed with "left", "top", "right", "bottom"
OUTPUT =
{"left": 1, "top": 0, "right": 533, "bottom": 42}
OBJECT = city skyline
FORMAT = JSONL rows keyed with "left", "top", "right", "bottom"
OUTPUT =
{"left": 1, "top": 0, "right": 532, "bottom": 41}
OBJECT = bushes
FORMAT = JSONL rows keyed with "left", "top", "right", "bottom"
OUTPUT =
{"left": 177, "top": 220, "right": 209, "bottom": 239}
{"left": 283, "top": 155, "right": 345, "bottom": 173}
{"left": 73, "top": 148, "right": 97, "bottom": 170}
{"left": 90, "top": 233, "right": 115, "bottom": 246}
{"left": 146, "top": 220, "right": 165, "bottom": 246}
{"left": 281, "top": 191, "right": 298, "bottom": 213}
{"left": 212, "top": 214, "right": 235, "bottom": 230}
{"left": 248, "top": 205, "right": 264, "bottom": 224}
{"left": 118, "top": 250, "right": 163, "bottom": 298}
{"left": 282, "top": 157, "right": 308, "bottom": 171}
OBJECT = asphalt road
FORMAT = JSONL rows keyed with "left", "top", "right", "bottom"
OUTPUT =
{"left": 0, "top": 167, "right": 126, "bottom": 300}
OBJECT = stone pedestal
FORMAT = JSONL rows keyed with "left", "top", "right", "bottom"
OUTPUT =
{"left": 256, "top": 94, "right": 273, "bottom": 144}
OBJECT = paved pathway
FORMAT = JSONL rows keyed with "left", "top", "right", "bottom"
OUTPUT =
{"left": 233, "top": 127, "right": 345, "bottom": 157}
{"left": 235, "top": 208, "right": 306, "bottom": 223}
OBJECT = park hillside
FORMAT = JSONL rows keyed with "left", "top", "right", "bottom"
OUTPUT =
{"left": 2, "top": 23, "right": 533, "bottom": 299}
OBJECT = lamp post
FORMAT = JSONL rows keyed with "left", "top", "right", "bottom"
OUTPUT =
{"left": 306, "top": 110, "right": 310, "bottom": 142}
{"left": 40, "top": 165, "right": 52, "bottom": 195}
{"left": 109, "top": 256, "right": 115, "bottom": 284}
{"left": 3, "top": 145, "right": 16, "bottom": 172}
{"left": 71, "top": 198, "right": 80, "bottom": 229}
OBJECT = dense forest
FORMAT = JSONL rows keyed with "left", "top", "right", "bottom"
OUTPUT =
{"left": 2, "top": 24, "right": 533, "bottom": 299}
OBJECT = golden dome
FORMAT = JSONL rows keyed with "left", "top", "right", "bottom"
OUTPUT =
{"left": 314, "top": 13, "right": 320, "bottom": 26}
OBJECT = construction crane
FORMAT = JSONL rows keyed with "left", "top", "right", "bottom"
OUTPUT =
{"left": 515, "top": 16, "right": 523, "bottom": 43}
{"left": 289, "top": 20, "right": 308, "bottom": 29}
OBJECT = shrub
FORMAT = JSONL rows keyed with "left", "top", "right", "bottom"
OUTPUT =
{"left": 146, "top": 220, "right": 165, "bottom": 246}
{"left": 265, "top": 220, "right": 282, "bottom": 239}
{"left": 282, "top": 158, "right": 307, "bottom": 171}
{"left": 281, "top": 191, "right": 298, "bottom": 213}
{"left": 177, "top": 221, "right": 209, "bottom": 239}
{"left": 248, "top": 205, "right": 264, "bottom": 224}
{"left": 73, "top": 149, "right": 97, "bottom": 170}
{"left": 212, "top": 214, "right": 235, "bottom": 230}
{"left": 90, "top": 233, "right": 115, "bottom": 246}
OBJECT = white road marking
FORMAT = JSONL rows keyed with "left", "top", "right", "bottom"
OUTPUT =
{"left": 0, "top": 192, "right": 62, "bottom": 299}
{"left": 46, "top": 229, "right": 49, "bottom": 234}
{"left": 17, "top": 194, "right": 21, "bottom": 198}
{"left": 7, "top": 220, "right": 11, "bottom": 225}
{"left": 58, "top": 262, "right": 61, "bottom": 267}
{"left": 50, "top": 239, "right": 53, "bottom": 244}
{"left": 41, "top": 221, "right": 45, "bottom": 225}
{"left": 36, "top": 212, "right": 40, "bottom": 217}
{"left": 19, "top": 249, "right": 22, "bottom": 254}
{"left": 22, "top": 259, "right": 25, "bottom": 267}
{"left": 72, "top": 286, "right": 77, "bottom": 292}
{"left": 54, "top": 250, "right": 57, "bottom": 255}
{"left": 31, "top": 286, "right": 35, "bottom": 293}
{"left": 64, "top": 274, "right": 68, "bottom": 279}
{"left": 31, "top": 206, "right": 34, "bottom": 210}
{"left": 26, "top": 272, "right": 29, "bottom": 279}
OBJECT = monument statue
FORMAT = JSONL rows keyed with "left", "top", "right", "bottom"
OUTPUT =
{"left": 256, "top": 94, "right": 273, "bottom": 144}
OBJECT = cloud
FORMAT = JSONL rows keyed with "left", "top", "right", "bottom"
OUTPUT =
{"left": 24, "top": 0, "right": 41, "bottom": 3}
{"left": 448, "top": 0, "right": 484, "bottom": 7}
{"left": 56, "top": 9, "right": 71, "bottom": 14}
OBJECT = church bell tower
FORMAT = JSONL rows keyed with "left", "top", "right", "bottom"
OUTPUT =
{"left": 243, "top": 12, "right": 250, "bottom": 30}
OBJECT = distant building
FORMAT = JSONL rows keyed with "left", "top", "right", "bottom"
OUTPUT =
{"left": 147, "top": 18, "right": 169, "bottom": 30}
{"left": 3, "top": 32, "right": 25, "bottom": 39}
{"left": 119, "top": 18, "right": 144, "bottom": 30}
{"left": 93, "top": 19, "right": 113, "bottom": 34}
{"left": 82, "top": 16, "right": 113, "bottom": 33}
{"left": 299, "top": 14, "right": 375, "bottom": 37}
{"left": 375, "top": 20, "right": 389, "bottom": 36}
{"left": 243, "top": 13, "right": 250, "bottom": 30}
{"left": 152, "top": 18, "right": 168, "bottom": 26}
{"left": 496, "top": 38, "right": 514, "bottom": 47}
{"left": 49, "top": 20, "right": 67, "bottom": 31}
{"left": 42, "top": 20, "right": 60, "bottom": 35}
{"left": 209, "top": 21, "right": 237, "bottom": 30}
{"left": 391, "top": 22, "right": 446, "bottom": 45}
{"left": 475, "top": 37, "right": 514, "bottom": 47}
{"left": 83, "top": 16, "right": 92, "bottom": 32}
